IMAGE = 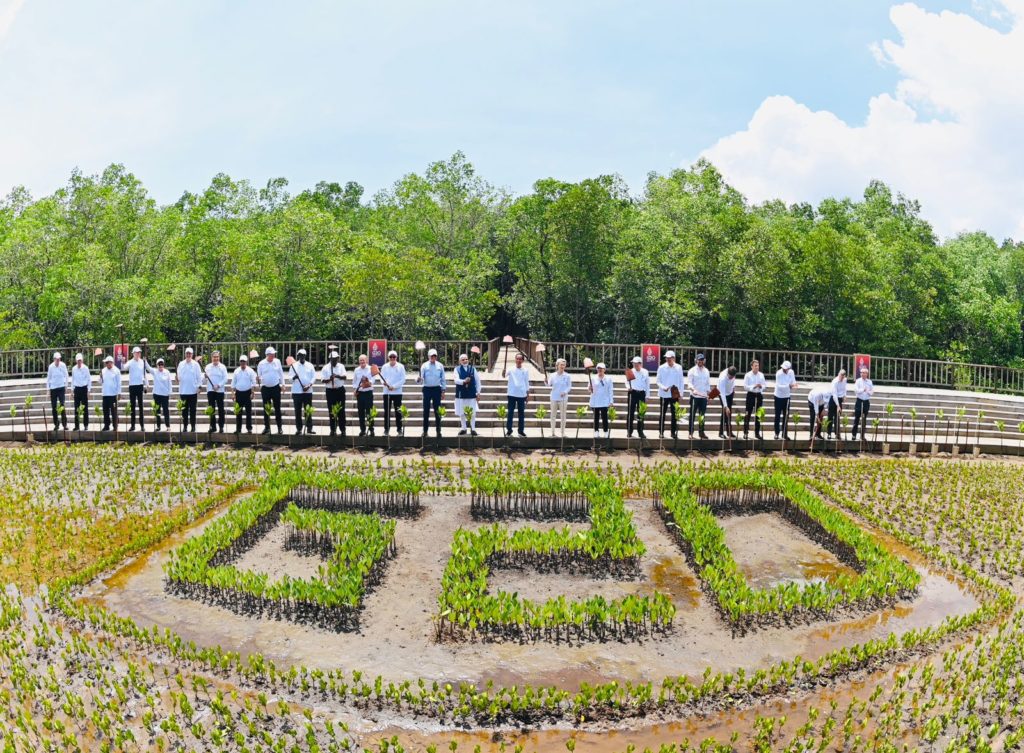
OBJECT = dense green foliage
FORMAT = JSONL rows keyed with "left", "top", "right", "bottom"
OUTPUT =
{"left": 3, "top": 155, "right": 1023, "bottom": 365}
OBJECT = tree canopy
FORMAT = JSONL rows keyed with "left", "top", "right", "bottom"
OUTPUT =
{"left": 1, "top": 154, "right": 1022, "bottom": 366}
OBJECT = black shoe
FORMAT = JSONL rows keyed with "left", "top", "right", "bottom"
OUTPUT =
{"left": 700, "top": 433, "right": 709, "bottom": 440}
{"left": 128, "top": 424, "right": 135, "bottom": 432}
{"left": 73, "top": 425, "right": 80, "bottom": 432}
{"left": 209, "top": 427, "right": 216, "bottom": 434}
{"left": 330, "top": 429, "right": 336, "bottom": 436}
{"left": 261, "top": 428, "right": 270, "bottom": 435}
{"left": 102, "top": 425, "right": 110, "bottom": 432}
{"left": 718, "top": 433, "right": 725, "bottom": 439}
{"left": 627, "top": 431, "right": 634, "bottom": 438}
{"left": 247, "top": 427, "right": 253, "bottom": 433}
{"left": 505, "top": 430, "right": 512, "bottom": 437}
{"left": 308, "top": 428, "right": 316, "bottom": 434}
{"left": 755, "top": 433, "right": 763, "bottom": 440}
{"left": 471, "top": 430, "right": 478, "bottom": 437}
{"left": 234, "top": 428, "right": 241, "bottom": 434}
{"left": 422, "top": 431, "right": 429, "bottom": 438}
{"left": 435, "top": 429, "right": 441, "bottom": 438}
{"left": 458, "top": 429, "right": 467, "bottom": 436}
{"left": 671, "top": 432, "right": 678, "bottom": 439}
{"left": 639, "top": 431, "right": 646, "bottom": 439}
{"left": 360, "top": 430, "right": 366, "bottom": 437}
{"left": 518, "top": 431, "right": 527, "bottom": 437}
{"left": 369, "top": 429, "right": 375, "bottom": 436}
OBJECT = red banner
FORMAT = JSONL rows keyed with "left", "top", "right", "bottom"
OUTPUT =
{"left": 854, "top": 354, "right": 871, "bottom": 376}
{"left": 642, "top": 344, "right": 660, "bottom": 373}
{"left": 368, "top": 339, "right": 388, "bottom": 367}
{"left": 113, "top": 343, "right": 130, "bottom": 369}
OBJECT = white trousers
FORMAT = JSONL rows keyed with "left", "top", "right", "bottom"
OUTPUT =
{"left": 550, "top": 399, "right": 568, "bottom": 434}
{"left": 455, "top": 398, "right": 478, "bottom": 429}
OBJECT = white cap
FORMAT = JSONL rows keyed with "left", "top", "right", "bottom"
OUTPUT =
{"left": 156, "top": 357, "right": 165, "bottom": 364}
{"left": 665, "top": 350, "right": 676, "bottom": 359}
{"left": 632, "top": 356, "right": 642, "bottom": 364}
{"left": 132, "top": 346, "right": 142, "bottom": 354}
{"left": 329, "top": 350, "right": 339, "bottom": 358}
{"left": 74, "top": 353, "right": 83, "bottom": 361}
{"left": 781, "top": 360, "right": 792, "bottom": 370}
{"left": 596, "top": 362, "right": 607, "bottom": 369}
{"left": 297, "top": 348, "right": 307, "bottom": 355}
{"left": 104, "top": 355, "right": 114, "bottom": 363}
{"left": 428, "top": 348, "right": 438, "bottom": 357}
{"left": 185, "top": 346, "right": 194, "bottom": 354}
{"left": 265, "top": 347, "right": 276, "bottom": 355}
{"left": 53, "top": 352, "right": 61, "bottom": 360}
{"left": 239, "top": 355, "right": 248, "bottom": 362}
{"left": 387, "top": 350, "right": 398, "bottom": 357}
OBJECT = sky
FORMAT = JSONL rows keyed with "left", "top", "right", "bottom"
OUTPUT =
{"left": 0, "top": 0, "right": 1021, "bottom": 240}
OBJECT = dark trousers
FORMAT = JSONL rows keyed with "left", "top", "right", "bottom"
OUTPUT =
{"left": 234, "top": 390, "right": 252, "bottom": 432}
{"left": 809, "top": 402, "right": 825, "bottom": 438}
{"left": 50, "top": 387, "right": 67, "bottom": 428}
{"left": 208, "top": 391, "right": 225, "bottom": 431}
{"left": 181, "top": 394, "right": 198, "bottom": 430}
{"left": 129, "top": 384, "right": 145, "bottom": 428}
{"left": 383, "top": 394, "right": 402, "bottom": 434}
{"left": 357, "top": 390, "right": 374, "bottom": 434}
{"left": 852, "top": 398, "right": 870, "bottom": 439}
{"left": 659, "top": 397, "right": 678, "bottom": 436}
{"left": 102, "top": 395, "right": 118, "bottom": 429}
{"left": 744, "top": 391, "right": 764, "bottom": 436}
{"left": 627, "top": 391, "right": 646, "bottom": 436}
{"left": 719, "top": 393, "right": 735, "bottom": 436}
{"left": 592, "top": 407, "right": 609, "bottom": 433}
{"left": 827, "top": 396, "right": 844, "bottom": 436}
{"left": 506, "top": 396, "right": 526, "bottom": 434}
{"left": 422, "top": 386, "right": 442, "bottom": 433}
{"left": 73, "top": 386, "right": 88, "bottom": 429}
{"left": 261, "top": 385, "right": 283, "bottom": 430}
{"left": 774, "top": 396, "right": 791, "bottom": 437}
{"left": 293, "top": 392, "right": 313, "bottom": 433}
{"left": 689, "top": 396, "right": 708, "bottom": 435}
{"left": 327, "top": 387, "right": 347, "bottom": 434}
{"left": 154, "top": 394, "right": 170, "bottom": 429}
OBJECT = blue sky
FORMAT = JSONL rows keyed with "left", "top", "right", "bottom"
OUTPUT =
{"left": 1, "top": 1, "right": 1021, "bottom": 238}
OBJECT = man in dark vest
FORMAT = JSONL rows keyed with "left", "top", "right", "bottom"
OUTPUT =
{"left": 453, "top": 353, "right": 481, "bottom": 436}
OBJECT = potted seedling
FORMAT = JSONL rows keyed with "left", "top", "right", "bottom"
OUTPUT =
{"left": 606, "top": 406, "right": 617, "bottom": 452}
{"left": 953, "top": 405, "right": 966, "bottom": 449}
{"left": 871, "top": 417, "right": 881, "bottom": 447}
{"left": 22, "top": 394, "right": 32, "bottom": 437}
{"left": 57, "top": 403, "right": 67, "bottom": 444}
{"left": 205, "top": 405, "right": 216, "bottom": 437}
{"left": 995, "top": 418, "right": 1006, "bottom": 452}
{"left": 975, "top": 410, "right": 985, "bottom": 456}
{"left": 755, "top": 406, "right": 766, "bottom": 451}
{"left": 329, "top": 402, "right": 342, "bottom": 447}
{"left": 463, "top": 405, "right": 476, "bottom": 450}
{"left": 399, "top": 403, "right": 410, "bottom": 441}
{"left": 1017, "top": 421, "right": 1024, "bottom": 457}
{"left": 637, "top": 401, "right": 650, "bottom": 455}
{"left": 883, "top": 403, "right": 895, "bottom": 454}
{"left": 366, "top": 406, "right": 379, "bottom": 449}
{"left": 908, "top": 406, "right": 918, "bottom": 448}
{"left": 534, "top": 404, "right": 547, "bottom": 441}
{"left": 8, "top": 405, "right": 16, "bottom": 439}
{"left": 151, "top": 401, "right": 162, "bottom": 442}
{"left": 674, "top": 404, "right": 687, "bottom": 453}
{"left": 789, "top": 412, "right": 801, "bottom": 452}
{"left": 176, "top": 399, "right": 186, "bottom": 438}
{"left": 733, "top": 411, "right": 743, "bottom": 452}
{"left": 934, "top": 408, "right": 945, "bottom": 451}
{"left": 436, "top": 405, "right": 446, "bottom": 447}
{"left": 494, "top": 404, "right": 508, "bottom": 450}
{"left": 93, "top": 404, "right": 102, "bottom": 436}
{"left": 573, "top": 405, "right": 587, "bottom": 447}
{"left": 233, "top": 401, "right": 243, "bottom": 444}
{"left": 839, "top": 414, "right": 850, "bottom": 452}
{"left": 76, "top": 403, "right": 85, "bottom": 439}
{"left": 303, "top": 403, "right": 315, "bottom": 439}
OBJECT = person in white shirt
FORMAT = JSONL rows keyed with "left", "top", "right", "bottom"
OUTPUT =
{"left": 71, "top": 353, "right": 91, "bottom": 431}
{"left": 807, "top": 384, "right": 835, "bottom": 440}
{"left": 657, "top": 350, "right": 684, "bottom": 439}
{"left": 851, "top": 366, "right": 875, "bottom": 441}
{"left": 626, "top": 356, "right": 650, "bottom": 439}
{"left": 453, "top": 353, "right": 482, "bottom": 436}
{"left": 588, "top": 363, "right": 614, "bottom": 438}
{"left": 321, "top": 350, "right": 348, "bottom": 437}
{"left": 100, "top": 355, "right": 121, "bottom": 431}
{"left": 46, "top": 352, "right": 70, "bottom": 431}
{"left": 352, "top": 354, "right": 377, "bottom": 436}
{"left": 418, "top": 349, "right": 447, "bottom": 438}
{"left": 742, "top": 360, "right": 767, "bottom": 440}
{"left": 289, "top": 349, "right": 317, "bottom": 435}
{"left": 126, "top": 346, "right": 152, "bottom": 432}
{"left": 827, "top": 368, "right": 848, "bottom": 439}
{"left": 686, "top": 353, "right": 711, "bottom": 439}
{"left": 379, "top": 350, "right": 406, "bottom": 436}
{"left": 152, "top": 358, "right": 173, "bottom": 430}
{"left": 175, "top": 347, "right": 202, "bottom": 432}
{"left": 257, "top": 346, "right": 284, "bottom": 434}
{"left": 204, "top": 350, "right": 229, "bottom": 434}
{"left": 503, "top": 352, "right": 532, "bottom": 437}
{"left": 230, "top": 355, "right": 255, "bottom": 433}
{"left": 548, "top": 358, "right": 572, "bottom": 437}
{"left": 717, "top": 366, "right": 737, "bottom": 439}
{"left": 773, "top": 360, "right": 799, "bottom": 440}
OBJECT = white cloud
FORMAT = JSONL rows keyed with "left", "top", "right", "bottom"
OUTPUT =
{"left": 702, "top": 1, "right": 1024, "bottom": 241}
{"left": 0, "top": 0, "right": 24, "bottom": 39}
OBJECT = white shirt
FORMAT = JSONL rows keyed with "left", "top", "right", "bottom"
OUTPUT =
{"left": 379, "top": 362, "right": 406, "bottom": 395}
{"left": 100, "top": 366, "right": 122, "bottom": 397}
{"left": 231, "top": 366, "right": 255, "bottom": 392}
{"left": 744, "top": 370, "right": 766, "bottom": 394}
{"left": 321, "top": 362, "right": 348, "bottom": 389}
{"left": 47, "top": 362, "right": 69, "bottom": 390}
{"left": 628, "top": 368, "right": 651, "bottom": 398}
{"left": 687, "top": 366, "right": 711, "bottom": 398}
{"left": 152, "top": 368, "right": 173, "bottom": 397}
{"left": 774, "top": 369, "right": 797, "bottom": 399}
{"left": 289, "top": 360, "right": 316, "bottom": 394}
{"left": 549, "top": 371, "right": 572, "bottom": 402}
{"left": 257, "top": 358, "right": 284, "bottom": 387}
{"left": 589, "top": 375, "right": 614, "bottom": 408}
{"left": 205, "top": 362, "right": 229, "bottom": 393}
{"left": 656, "top": 363, "right": 684, "bottom": 399}
{"left": 71, "top": 364, "right": 91, "bottom": 389}
{"left": 352, "top": 365, "right": 375, "bottom": 392}
{"left": 126, "top": 358, "right": 152, "bottom": 387}
{"left": 808, "top": 385, "right": 835, "bottom": 411}
{"left": 717, "top": 371, "right": 736, "bottom": 404}
{"left": 506, "top": 366, "right": 531, "bottom": 398}
{"left": 855, "top": 377, "right": 874, "bottom": 401}
{"left": 831, "top": 375, "right": 848, "bottom": 400}
{"left": 176, "top": 359, "right": 202, "bottom": 396}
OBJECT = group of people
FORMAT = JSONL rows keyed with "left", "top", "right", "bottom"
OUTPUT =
{"left": 42, "top": 346, "right": 877, "bottom": 440}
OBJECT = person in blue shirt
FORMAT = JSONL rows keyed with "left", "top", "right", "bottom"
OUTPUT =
{"left": 417, "top": 348, "right": 446, "bottom": 438}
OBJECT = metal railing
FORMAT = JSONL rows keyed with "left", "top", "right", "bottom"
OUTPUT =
{"left": 5, "top": 338, "right": 1024, "bottom": 396}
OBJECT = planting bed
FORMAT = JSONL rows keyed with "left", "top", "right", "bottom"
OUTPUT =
{"left": 1, "top": 445, "right": 1021, "bottom": 752}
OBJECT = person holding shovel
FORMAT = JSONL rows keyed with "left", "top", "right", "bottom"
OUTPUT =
{"left": 321, "top": 350, "right": 348, "bottom": 437}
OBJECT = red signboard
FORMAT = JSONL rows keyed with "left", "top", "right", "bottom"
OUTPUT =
{"left": 642, "top": 344, "right": 660, "bottom": 373}
{"left": 113, "top": 343, "right": 130, "bottom": 370}
{"left": 368, "top": 339, "right": 388, "bottom": 368}
{"left": 854, "top": 354, "right": 871, "bottom": 376}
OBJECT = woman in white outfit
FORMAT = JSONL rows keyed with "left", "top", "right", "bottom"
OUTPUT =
{"left": 548, "top": 358, "right": 572, "bottom": 436}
